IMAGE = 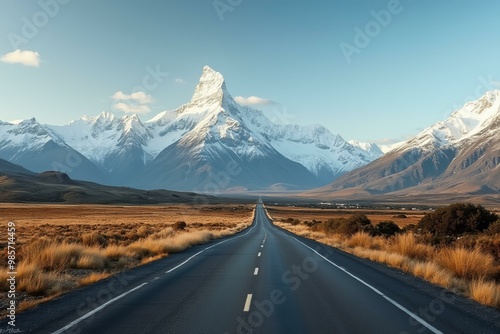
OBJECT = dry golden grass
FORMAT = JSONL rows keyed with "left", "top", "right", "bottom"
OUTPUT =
{"left": 437, "top": 247, "right": 495, "bottom": 280}
{"left": 0, "top": 203, "right": 254, "bottom": 317}
{"left": 469, "top": 279, "right": 500, "bottom": 307}
{"left": 390, "top": 233, "right": 433, "bottom": 260}
{"left": 81, "top": 232, "right": 107, "bottom": 247}
{"left": 270, "top": 207, "right": 500, "bottom": 309}
{"left": 79, "top": 272, "right": 111, "bottom": 286}
{"left": 346, "top": 232, "right": 375, "bottom": 249}
{"left": 27, "top": 242, "right": 85, "bottom": 271}
{"left": 16, "top": 263, "right": 67, "bottom": 296}
{"left": 76, "top": 250, "right": 108, "bottom": 269}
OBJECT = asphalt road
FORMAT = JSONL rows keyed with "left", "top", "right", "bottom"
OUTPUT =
{"left": 3, "top": 203, "right": 500, "bottom": 333}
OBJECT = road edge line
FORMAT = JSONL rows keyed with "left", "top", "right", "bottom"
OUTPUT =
{"left": 286, "top": 233, "right": 443, "bottom": 334}
{"left": 51, "top": 283, "right": 148, "bottom": 334}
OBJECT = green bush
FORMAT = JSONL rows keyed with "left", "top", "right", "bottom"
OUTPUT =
{"left": 418, "top": 203, "right": 498, "bottom": 236}
{"left": 347, "top": 214, "right": 371, "bottom": 227}
{"left": 487, "top": 219, "right": 500, "bottom": 235}
{"left": 374, "top": 221, "right": 401, "bottom": 237}
{"left": 284, "top": 217, "right": 301, "bottom": 225}
{"left": 313, "top": 214, "right": 372, "bottom": 236}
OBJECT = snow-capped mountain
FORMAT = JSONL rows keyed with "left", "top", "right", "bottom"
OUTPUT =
{"left": 0, "top": 118, "right": 105, "bottom": 182}
{"left": 47, "top": 112, "right": 154, "bottom": 182}
{"left": 137, "top": 66, "right": 381, "bottom": 190}
{"left": 0, "top": 66, "right": 381, "bottom": 191}
{"left": 311, "top": 90, "right": 500, "bottom": 196}
{"left": 348, "top": 140, "right": 384, "bottom": 160}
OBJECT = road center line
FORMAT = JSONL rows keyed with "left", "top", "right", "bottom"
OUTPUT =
{"left": 243, "top": 294, "right": 253, "bottom": 312}
{"left": 254, "top": 267, "right": 259, "bottom": 275}
{"left": 52, "top": 213, "right": 260, "bottom": 334}
{"left": 260, "top": 205, "right": 443, "bottom": 334}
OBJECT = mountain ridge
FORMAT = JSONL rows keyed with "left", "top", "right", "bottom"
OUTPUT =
{"left": 307, "top": 90, "right": 500, "bottom": 198}
{"left": 0, "top": 66, "right": 381, "bottom": 191}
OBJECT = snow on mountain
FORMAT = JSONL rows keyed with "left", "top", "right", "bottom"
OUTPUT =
{"left": 378, "top": 141, "right": 405, "bottom": 154}
{"left": 310, "top": 90, "right": 500, "bottom": 197}
{"left": 401, "top": 90, "right": 500, "bottom": 152}
{"left": 139, "top": 66, "right": 379, "bottom": 187}
{"left": 0, "top": 66, "right": 380, "bottom": 190}
{"left": 49, "top": 112, "right": 153, "bottom": 164}
{"left": 348, "top": 140, "right": 384, "bottom": 160}
{"left": 0, "top": 118, "right": 105, "bottom": 182}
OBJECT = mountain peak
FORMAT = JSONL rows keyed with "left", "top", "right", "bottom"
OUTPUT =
{"left": 189, "top": 66, "right": 230, "bottom": 108}
{"left": 95, "top": 111, "right": 116, "bottom": 123}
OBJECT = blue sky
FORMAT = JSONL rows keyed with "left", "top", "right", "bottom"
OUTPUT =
{"left": 1, "top": 0, "right": 499, "bottom": 145}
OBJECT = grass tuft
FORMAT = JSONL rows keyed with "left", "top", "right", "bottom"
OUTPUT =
{"left": 79, "top": 272, "right": 110, "bottom": 286}
{"left": 437, "top": 247, "right": 495, "bottom": 280}
{"left": 16, "top": 263, "right": 67, "bottom": 296}
{"left": 469, "top": 279, "right": 500, "bottom": 308}
{"left": 390, "top": 233, "right": 432, "bottom": 260}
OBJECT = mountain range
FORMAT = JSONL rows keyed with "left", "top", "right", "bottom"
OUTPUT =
{"left": 308, "top": 90, "right": 500, "bottom": 200}
{"left": 0, "top": 66, "right": 381, "bottom": 192}
{"left": 1, "top": 66, "right": 498, "bottom": 200}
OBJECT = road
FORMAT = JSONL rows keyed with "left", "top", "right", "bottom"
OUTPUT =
{"left": 3, "top": 203, "right": 500, "bottom": 333}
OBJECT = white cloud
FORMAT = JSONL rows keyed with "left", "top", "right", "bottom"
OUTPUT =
{"left": 112, "top": 90, "right": 154, "bottom": 114}
{"left": 175, "top": 78, "right": 186, "bottom": 84}
{"left": 112, "top": 91, "right": 154, "bottom": 104}
{"left": 113, "top": 103, "right": 151, "bottom": 114}
{"left": 234, "top": 96, "right": 276, "bottom": 106}
{"left": 0, "top": 49, "right": 40, "bottom": 67}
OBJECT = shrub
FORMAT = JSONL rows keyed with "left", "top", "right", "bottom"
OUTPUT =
{"left": 374, "top": 221, "right": 401, "bottom": 237}
{"left": 335, "top": 218, "right": 361, "bottom": 235}
{"left": 401, "top": 224, "right": 416, "bottom": 233}
{"left": 347, "top": 213, "right": 371, "bottom": 227}
{"left": 487, "top": 219, "right": 500, "bottom": 235}
{"left": 173, "top": 221, "right": 187, "bottom": 231}
{"left": 418, "top": 203, "right": 498, "bottom": 236}
{"left": 284, "top": 218, "right": 300, "bottom": 225}
{"left": 312, "top": 214, "right": 372, "bottom": 236}
{"left": 312, "top": 219, "right": 339, "bottom": 235}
